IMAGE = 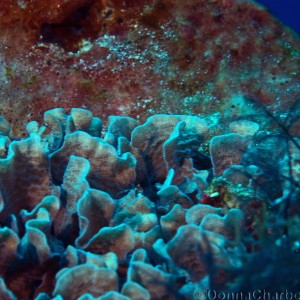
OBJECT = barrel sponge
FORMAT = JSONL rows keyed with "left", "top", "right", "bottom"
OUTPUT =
{"left": 50, "top": 131, "right": 136, "bottom": 198}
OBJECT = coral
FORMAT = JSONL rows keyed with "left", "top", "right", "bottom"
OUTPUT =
{"left": 229, "top": 120, "right": 260, "bottom": 136}
{"left": 52, "top": 264, "right": 119, "bottom": 299}
{"left": 43, "top": 108, "right": 102, "bottom": 151}
{"left": 0, "top": 108, "right": 299, "bottom": 298}
{"left": 128, "top": 261, "right": 178, "bottom": 299}
{"left": 83, "top": 223, "right": 135, "bottom": 260}
{"left": 131, "top": 115, "right": 208, "bottom": 192}
{"left": 43, "top": 108, "right": 66, "bottom": 151}
{"left": 160, "top": 204, "right": 187, "bottom": 241}
{"left": 0, "top": 0, "right": 299, "bottom": 298}
{"left": 104, "top": 116, "right": 137, "bottom": 148}
{"left": 54, "top": 155, "right": 89, "bottom": 241}
{"left": 166, "top": 224, "right": 228, "bottom": 281}
{"left": 0, "top": 277, "right": 16, "bottom": 300}
{"left": 242, "top": 134, "right": 287, "bottom": 201}
{"left": 69, "top": 108, "right": 93, "bottom": 133}
{"left": 0, "top": 136, "right": 10, "bottom": 158}
{"left": 200, "top": 208, "right": 244, "bottom": 241}
{"left": 0, "top": 228, "right": 19, "bottom": 273}
{"left": 222, "top": 165, "right": 252, "bottom": 186}
{"left": 279, "top": 138, "right": 300, "bottom": 195}
{"left": 210, "top": 133, "right": 250, "bottom": 176}
{"left": 0, "top": 135, "right": 55, "bottom": 225}
{"left": 64, "top": 246, "right": 118, "bottom": 270}
{"left": 0, "top": 117, "right": 12, "bottom": 136}
{"left": 76, "top": 189, "right": 116, "bottom": 248}
{"left": 156, "top": 169, "right": 196, "bottom": 209}
{"left": 98, "top": 292, "right": 130, "bottom": 300}
{"left": 121, "top": 281, "right": 151, "bottom": 300}
{"left": 185, "top": 204, "right": 224, "bottom": 225}
{"left": 50, "top": 131, "right": 136, "bottom": 198}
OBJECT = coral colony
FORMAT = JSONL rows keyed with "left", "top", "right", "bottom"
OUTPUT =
{"left": 0, "top": 0, "right": 300, "bottom": 300}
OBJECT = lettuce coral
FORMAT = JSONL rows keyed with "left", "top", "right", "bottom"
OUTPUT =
{"left": 0, "top": 108, "right": 299, "bottom": 299}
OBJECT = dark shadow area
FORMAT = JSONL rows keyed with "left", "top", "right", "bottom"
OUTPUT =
{"left": 40, "top": 2, "right": 102, "bottom": 52}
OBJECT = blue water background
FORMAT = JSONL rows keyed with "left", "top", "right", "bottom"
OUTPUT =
{"left": 255, "top": 0, "right": 300, "bottom": 34}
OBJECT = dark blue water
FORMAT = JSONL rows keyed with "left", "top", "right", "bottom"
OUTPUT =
{"left": 256, "top": 0, "right": 300, "bottom": 34}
